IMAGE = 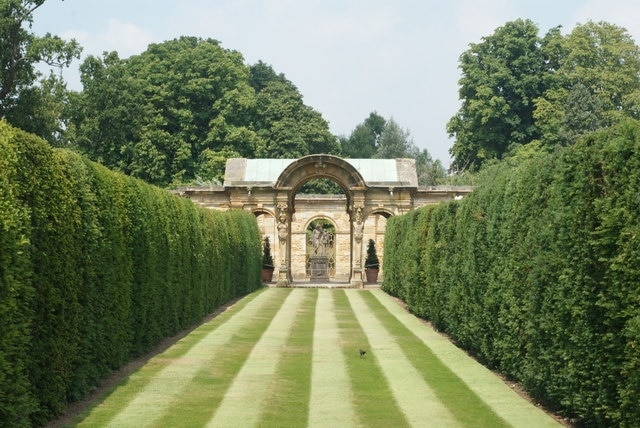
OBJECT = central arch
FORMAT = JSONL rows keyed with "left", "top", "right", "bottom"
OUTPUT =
{"left": 272, "top": 155, "right": 367, "bottom": 286}
{"left": 275, "top": 154, "right": 366, "bottom": 211}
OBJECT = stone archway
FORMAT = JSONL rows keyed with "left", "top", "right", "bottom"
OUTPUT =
{"left": 364, "top": 209, "right": 393, "bottom": 281}
{"left": 273, "top": 155, "right": 367, "bottom": 287}
{"left": 275, "top": 154, "right": 366, "bottom": 209}
{"left": 174, "top": 155, "right": 473, "bottom": 288}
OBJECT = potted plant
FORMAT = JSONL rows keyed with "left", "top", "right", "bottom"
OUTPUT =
{"left": 364, "top": 239, "right": 380, "bottom": 283}
{"left": 262, "top": 236, "right": 274, "bottom": 283}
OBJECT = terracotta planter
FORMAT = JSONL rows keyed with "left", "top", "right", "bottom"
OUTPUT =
{"left": 261, "top": 268, "right": 274, "bottom": 283}
{"left": 365, "top": 268, "right": 379, "bottom": 283}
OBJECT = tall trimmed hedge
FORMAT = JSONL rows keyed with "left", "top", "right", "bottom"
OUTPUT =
{"left": 0, "top": 122, "right": 262, "bottom": 426}
{"left": 383, "top": 120, "right": 640, "bottom": 427}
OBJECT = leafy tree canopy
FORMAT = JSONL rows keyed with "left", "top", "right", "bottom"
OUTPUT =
{"left": 69, "top": 37, "right": 339, "bottom": 187}
{"left": 447, "top": 19, "right": 547, "bottom": 173}
{"left": 448, "top": 19, "right": 640, "bottom": 172}
{"left": 534, "top": 21, "right": 640, "bottom": 146}
{"left": 342, "top": 113, "right": 445, "bottom": 186}
{"left": 341, "top": 111, "right": 385, "bottom": 158}
{"left": 0, "top": 0, "right": 81, "bottom": 142}
{"left": 374, "top": 117, "right": 418, "bottom": 159}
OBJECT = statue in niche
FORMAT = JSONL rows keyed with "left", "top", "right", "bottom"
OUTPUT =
{"left": 306, "top": 219, "right": 335, "bottom": 279}
{"left": 312, "top": 225, "right": 329, "bottom": 256}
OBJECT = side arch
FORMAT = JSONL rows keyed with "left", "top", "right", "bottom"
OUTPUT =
{"left": 367, "top": 208, "right": 394, "bottom": 219}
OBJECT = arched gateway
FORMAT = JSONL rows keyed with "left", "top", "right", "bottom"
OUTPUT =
{"left": 175, "top": 155, "right": 472, "bottom": 287}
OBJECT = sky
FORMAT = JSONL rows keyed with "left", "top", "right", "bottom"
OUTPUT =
{"left": 32, "top": 0, "right": 640, "bottom": 166}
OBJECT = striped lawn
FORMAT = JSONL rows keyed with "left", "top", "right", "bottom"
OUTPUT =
{"left": 75, "top": 288, "right": 560, "bottom": 428}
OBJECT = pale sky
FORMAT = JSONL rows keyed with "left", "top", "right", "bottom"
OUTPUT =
{"left": 33, "top": 0, "right": 640, "bottom": 166}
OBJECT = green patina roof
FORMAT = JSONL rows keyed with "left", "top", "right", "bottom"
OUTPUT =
{"left": 224, "top": 157, "right": 417, "bottom": 187}
{"left": 243, "top": 159, "right": 296, "bottom": 182}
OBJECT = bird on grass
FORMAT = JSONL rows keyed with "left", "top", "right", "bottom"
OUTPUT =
{"left": 359, "top": 348, "right": 367, "bottom": 358}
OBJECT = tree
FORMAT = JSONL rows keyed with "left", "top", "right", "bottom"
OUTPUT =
{"left": 535, "top": 21, "right": 640, "bottom": 146}
{"left": 0, "top": 0, "right": 81, "bottom": 141}
{"left": 70, "top": 38, "right": 338, "bottom": 187}
{"left": 70, "top": 51, "right": 150, "bottom": 174}
{"left": 262, "top": 236, "right": 274, "bottom": 269}
{"left": 341, "top": 111, "right": 385, "bottom": 158}
{"left": 342, "top": 114, "right": 443, "bottom": 186}
{"left": 561, "top": 82, "right": 605, "bottom": 143}
{"left": 253, "top": 78, "right": 340, "bottom": 158}
{"left": 4, "top": 72, "right": 71, "bottom": 145}
{"left": 415, "top": 148, "right": 446, "bottom": 186}
{"left": 447, "top": 19, "right": 548, "bottom": 172}
{"left": 365, "top": 239, "right": 379, "bottom": 269}
{"left": 375, "top": 117, "right": 418, "bottom": 159}
{"left": 249, "top": 60, "right": 290, "bottom": 92}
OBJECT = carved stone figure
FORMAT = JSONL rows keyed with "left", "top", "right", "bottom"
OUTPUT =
{"left": 312, "top": 226, "right": 332, "bottom": 256}
{"left": 277, "top": 203, "right": 288, "bottom": 244}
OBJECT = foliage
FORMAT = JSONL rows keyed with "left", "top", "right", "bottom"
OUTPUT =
{"left": 342, "top": 112, "right": 445, "bottom": 186}
{"left": 383, "top": 119, "right": 640, "bottom": 426}
{"left": 0, "top": 0, "right": 81, "bottom": 143}
{"left": 447, "top": 19, "right": 546, "bottom": 172}
{"left": 262, "top": 236, "right": 274, "bottom": 268}
{"left": 448, "top": 19, "right": 640, "bottom": 172}
{"left": 0, "top": 121, "right": 36, "bottom": 425}
{"left": 415, "top": 148, "right": 447, "bottom": 186}
{"left": 374, "top": 117, "right": 418, "bottom": 159}
{"left": 3, "top": 72, "right": 73, "bottom": 145}
{"left": 341, "top": 111, "right": 385, "bottom": 158}
{"left": 297, "top": 177, "right": 343, "bottom": 195}
{"left": 69, "top": 38, "right": 339, "bottom": 187}
{"left": 364, "top": 239, "right": 379, "bottom": 269}
{"left": 535, "top": 22, "right": 640, "bottom": 147}
{"left": 0, "top": 121, "right": 262, "bottom": 426}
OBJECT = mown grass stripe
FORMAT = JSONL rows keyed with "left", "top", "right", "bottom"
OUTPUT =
{"left": 370, "top": 289, "right": 560, "bottom": 427}
{"left": 358, "top": 291, "right": 507, "bottom": 427}
{"left": 334, "top": 290, "right": 410, "bottom": 427}
{"left": 79, "top": 288, "right": 289, "bottom": 427}
{"left": 205, "top": 288, "right": 309, "bottom": 427}
{"left": 257, "top": 289, "right": 317, "bottom": 427}
{"left": 347, "top": 291, "right": 459, "bottom": 427}
{"left": 73, "top": 288, "right": 268, "bottom": 426}
{"left": 150, "top": 288, "right": 293, "bottom": 427}
{"left": 308, "top": 289, "right": 358, "bottom": 427}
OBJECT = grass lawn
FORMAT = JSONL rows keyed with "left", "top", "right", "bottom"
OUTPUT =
{"left": 73, "top": 288, "right": 560, "bottom": 427}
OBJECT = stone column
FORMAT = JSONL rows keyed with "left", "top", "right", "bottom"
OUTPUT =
{"left": 350, "top": 202, "right": 364, "bottom": 288}
{"left": 276, "top": 201, "right": 290, "bottom": 287}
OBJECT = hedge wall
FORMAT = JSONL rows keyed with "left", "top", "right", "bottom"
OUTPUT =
{"left": 382, "top": 120, "right": 640, "bottom": 427}
{"left": 0, "top": 122, "right": 262, "bottom": 426}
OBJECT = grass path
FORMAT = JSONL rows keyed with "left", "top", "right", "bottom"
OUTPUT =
{"left": 347, "top": 291, "right": 460, "bottom": 426}
{"left": 77, "top": 288, "right": 286, "bottom": 427}
{"left": 370, "top": 289, "right": 557, "bottom": 427}
{"left": 206, "top": 288, "right": 310, "bottom": 426}
{"left": 308, "top": 289, "right": 357, "bottom": 427}
{"left": 75, "top": 288, "right": 561, "bottom": 427}
{"left": 333, "top": 290, "right": 409, "bottom": 427}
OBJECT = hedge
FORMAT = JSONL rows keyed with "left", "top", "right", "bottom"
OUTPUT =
{"left": 0, "top": 121, "right": 262, "bottom": 426}
{"left": 382, "top": 120, "right": 640, "bottom": 427}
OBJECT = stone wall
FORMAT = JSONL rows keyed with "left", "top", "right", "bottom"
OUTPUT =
{"left": 175, "top": 180, "right": 472, "bottom": 286}
{"left": 257, "top": 195, "right": 386, "bottom": 282}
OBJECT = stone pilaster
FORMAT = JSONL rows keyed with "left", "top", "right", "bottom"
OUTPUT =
{"left": 276, "top": 201, "right": 290, "bottom": 286}
{"left": 350, "top": 199, "right": 365, "bottom": 288}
